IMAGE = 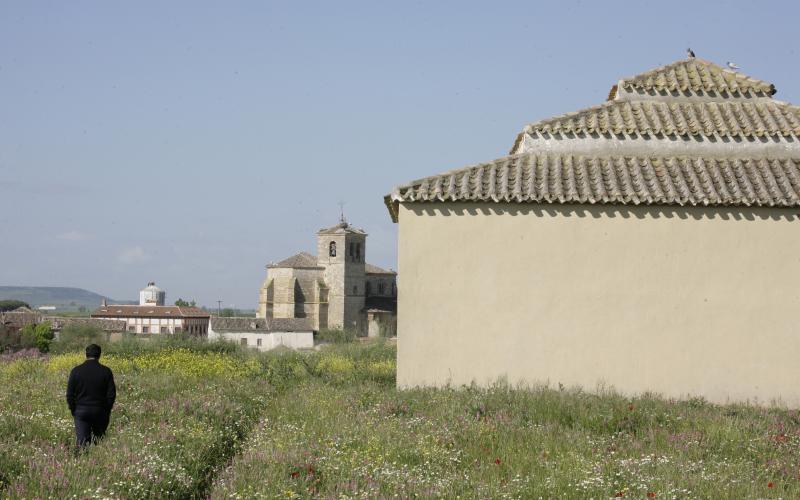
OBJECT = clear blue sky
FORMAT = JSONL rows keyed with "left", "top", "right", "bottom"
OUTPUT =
{"left": 1, "top": 1, "right": 798, "bottom": 307}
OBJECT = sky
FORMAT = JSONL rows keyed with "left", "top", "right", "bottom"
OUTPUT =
{"left": 1, "top": 1, "right": 799, "bottom": 308}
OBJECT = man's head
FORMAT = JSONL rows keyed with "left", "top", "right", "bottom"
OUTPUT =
{"left": 85, "top": 344, "right": 101, "bottom": 359}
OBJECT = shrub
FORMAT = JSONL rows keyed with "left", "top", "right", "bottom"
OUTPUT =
{"left": 51, "top": 323, "right": 105, "bottom": 353}
{"left": 315, "top": 328, "right": 356, "bottom": 344}
{"left": 18, "top": 323, "right": 52, "bottom": 352}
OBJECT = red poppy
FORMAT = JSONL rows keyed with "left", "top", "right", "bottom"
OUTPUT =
{"left": 614, "top": 491, "right": 624, "bottom": 497}
{"left": 647, "top": 493, "right": 656, "bottom": 498}
{"left": 291, "top": 471, "right": 299, "bottom": 479}
{"left": 307, "top": 466, "right": 315, "bottom": 474}
{"left": 768, "top": 482, "right": 774, "bottom": 488}
{"left": 494, "top": 458, "right": 501, "bottom": 465}
{"left": 628, "top": 404, "right": 635, "bottom": 411}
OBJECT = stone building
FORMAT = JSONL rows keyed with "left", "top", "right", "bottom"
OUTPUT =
{"left": 257, "top": 220, "right": 397, "bottom": 336}
{"left": 385, "top": 58, "right": 800, "bottom": 406}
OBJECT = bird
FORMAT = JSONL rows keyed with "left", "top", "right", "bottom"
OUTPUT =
{"left": 687, "top": 48, "right": 695, "bottom": 58}
{"left": 727, "top": 61, "right": 740, "bottom": 70}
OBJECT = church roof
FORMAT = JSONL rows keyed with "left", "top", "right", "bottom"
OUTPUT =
{"left": 613, "top": 58, "right": 776, "bottom": 98}
{"left": 317, "top": 221, "right": 367, "bottom": 235}
{"left": 385, "top": 153, "right": 800, "bottom": 222}
{"left": 268, "top": 252, "right": 321, "bottom": 269}
{"left": 385, "top": 58, "right": 800, "bottom": 222}
{"left": 210, "top": 317, "right": 314, "bottom": 333}
{"left": 365, "top": 263, "right": 396, "bottom": 275}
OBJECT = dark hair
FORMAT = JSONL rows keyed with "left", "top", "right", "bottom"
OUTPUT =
{"left": 85, "top": 344, "right": 101, "bottom": 359}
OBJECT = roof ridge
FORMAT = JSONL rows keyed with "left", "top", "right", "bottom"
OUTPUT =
{"left": 615, "top": 58, "right": 776, "bottom": 97}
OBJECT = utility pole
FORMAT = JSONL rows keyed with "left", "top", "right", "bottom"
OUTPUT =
{"left": 217, "top": 300, "right": 222, "bottom": 317}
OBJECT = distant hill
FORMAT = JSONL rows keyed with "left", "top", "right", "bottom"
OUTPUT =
{"left": 0, "top": 286, "right": 134, "bottom": 311}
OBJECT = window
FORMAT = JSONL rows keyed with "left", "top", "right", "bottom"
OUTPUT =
{"left": 128, "top": 326, "right": 135, "bottom": 332}
{"left": 329, "top": 241, "right": 336, "bottom": 257}
{"left": 240, "top": 338, "right": 248, "bottom": 346}
{"left": 142, "top": 326, "right": 149, "bottom": 334}
{"left": 378, "top": 282, "right": 385, "bottom": 294}
{"left": 256, "top": 338, "right": 262, "bottom": 347}
{"left": 365, "top": 282, "right": 372, "bottom": 296}
{"left": 160, "top": 327, "right": 167, "bottom": 334}
{"left": 356, "top": 243, "right": 361, "bottom": 261}
{"left": 353, "top": 285, "right": 358, "bottom": 294}
{"left": 349, "top": 242, "right": 354, "bottom": 261}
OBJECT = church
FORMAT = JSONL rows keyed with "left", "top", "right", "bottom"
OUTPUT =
{"left": 257, "top": 219, "right": 397, "bottom": 337}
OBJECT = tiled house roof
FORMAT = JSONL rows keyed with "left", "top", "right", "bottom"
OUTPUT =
{"left": 386, "top": 58, "right": 800, "bottom": 222}
{"left": 614, "top": 58, "right": 776, "bottom": 97}
{"left": 210, "top": 317, "right": 314, "bottom": 333}
{"left": 512, "top": 100, "right": 800, "bottom": 145}
{"left": 91, "top": 305, "right": 210, "bottom": 318}
{"left": 385, "top": 154, "right": 800, "bottom": 222}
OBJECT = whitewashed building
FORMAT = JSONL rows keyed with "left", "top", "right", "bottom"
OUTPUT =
{"left": 207, "top": 317, "right": 314, "bottom": 351}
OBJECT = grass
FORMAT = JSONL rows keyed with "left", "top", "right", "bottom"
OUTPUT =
{"left": 1, "top": 338, "right": 799, "bottom": 498}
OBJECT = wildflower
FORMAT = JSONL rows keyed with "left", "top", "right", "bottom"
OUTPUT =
{"left": 647, "top": 493, "right": 656, "bottom": 498}
{"left": 628, "top": 404, "right": 635, "bottom": 411}
{"left": 614, "top": 491, "right": 624, "bottom": 497}
{"left": 768, "top": 482, "right": 774, "bottom": 488}
{"left": 291, "top": 471, "right": 299, "bottom": 479}
{"left": 494, "top": 458, "right": 501, "bottom": 465}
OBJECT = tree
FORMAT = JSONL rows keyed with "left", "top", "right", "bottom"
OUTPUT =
{"left": 175, "top": 298, "right": 197, "bottom": 307}
{"left": 19, "top": 322, "right": 54, "bottom": 352}
{"left": 0, "top": 300, "right": 31, "bottom": 312}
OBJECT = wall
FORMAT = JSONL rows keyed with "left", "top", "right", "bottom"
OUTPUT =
{"left": 397, "top": 202, "right": 800, "bottom": 407}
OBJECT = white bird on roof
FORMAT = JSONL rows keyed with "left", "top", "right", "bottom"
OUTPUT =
{"left": 727, "top": 61, "right": 740, "bottom": 71}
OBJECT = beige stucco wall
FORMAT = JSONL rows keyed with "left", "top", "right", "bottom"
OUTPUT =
{"left": 397, "top": 202, "right": 800, "bottom": 407}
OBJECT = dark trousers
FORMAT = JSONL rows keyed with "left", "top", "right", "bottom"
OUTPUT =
{"left": 73, "top": 406, "right": 110, "bottom": 448}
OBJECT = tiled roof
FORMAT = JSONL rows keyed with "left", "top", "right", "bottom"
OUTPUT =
{"left": 91, "top": 305, "right": 210, "bottom": 318}
{"left": 210, "top": 317, "right": 313, "bottom": 332}
{"left": 365, "top": 263, "right": 396, "bottom": 275}
{"left": 317, "top": 221, "right": 367, "bottom": 235}
{"left": 615, "top": 58, "right": 776, "bottom": 97}
{"left": 47, "top": 317, "right": 127, "bottom": 332}
{"left": 385, "top": 153, "right": 800, "bottom": 222}
{"left": 268, "top": 252, "right": 321, "bottom": 269}
{"left": 210, "top": 317, "right": 269, "bottom": 333}
{"left": 267, "top": 317, "right": 313, "bottom": 332}
{"left": 513, "top": 99, "right": 800, "bottom": 146}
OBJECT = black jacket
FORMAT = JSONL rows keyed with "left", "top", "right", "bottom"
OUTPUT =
{"left": 66, "top": 359, "right": 116, "bottom": 414}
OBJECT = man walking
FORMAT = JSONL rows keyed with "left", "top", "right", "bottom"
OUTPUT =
{"left": 66, "top": 344, "right": 116, "bottom": 449}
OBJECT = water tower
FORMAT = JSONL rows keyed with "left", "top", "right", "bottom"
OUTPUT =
{"left": 139, "top": 282, "right": 166, "bottom": 306}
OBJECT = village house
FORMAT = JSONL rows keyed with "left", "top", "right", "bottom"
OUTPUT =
{"left": 207, "top": 317, "right": 314, "bottom": 351}
{"left": 91, "top": 282, "right": 210, "bottom": 336}
{"left": 385, "top": 58, "right": 800, "bottom": 406}
{"left": 257, "top": 219, "right": 397, "bottom": 337}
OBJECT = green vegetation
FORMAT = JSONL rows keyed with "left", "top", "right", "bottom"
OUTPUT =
{"left": 0, "top": 300, "right": 30, "bottom": 312}
{"left": 19, "top": 322, "right": 54, "bottom": 352}
{"left": 174, "top": 298, "right": 197, "bottom": 307}
{"left": 1, "top": 337, "right": 798, "bottom": 498}
{"left": 315, "top": 328, "right": 356, "bottom": 344}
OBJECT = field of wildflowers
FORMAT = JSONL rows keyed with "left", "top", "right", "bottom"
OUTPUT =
{"left": 3, "top": 337, "right": 800, "bottom": 499}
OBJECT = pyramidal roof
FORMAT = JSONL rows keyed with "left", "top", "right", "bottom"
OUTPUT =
{"left": 613, "top": 58, "right": 776, "bottom": 97}
{"left": 385, "top": 58, "right": 800, "bottom": 222}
